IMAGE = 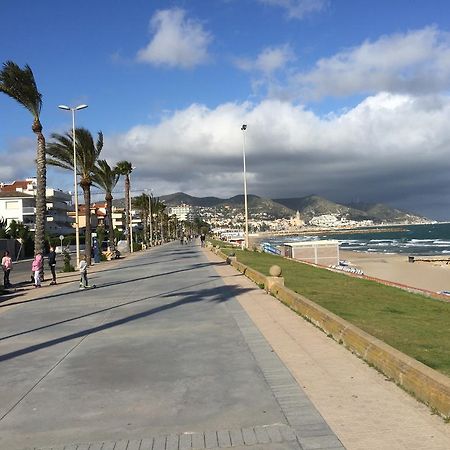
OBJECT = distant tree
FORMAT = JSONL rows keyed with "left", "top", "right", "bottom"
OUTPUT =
{"left": 0, "top": 61, "right": 46, "bottom": 255}
{"left": 133, "top": 193, "right": 150, "bottom": 245}
{"left": 47, "top": 128, "right": 103, "bottom": 265}
{"left": 116, "top": 161, "right": 133, "bottom": 250}
{"left": 93, "top": 160, "right": 119, "bottom": 243}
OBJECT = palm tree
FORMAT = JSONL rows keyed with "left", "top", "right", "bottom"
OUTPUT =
{"left": 0, "top": 61, "right": 46, "bottom": 255}
{"left": 93, "top": 160, "right": 119, "bottom": 243}
{"left": 133, "top": 193, "right": 151, "bottom": 245}
{"left": 152, "top": 197, "right": 167, "bottom": 243}
{"left": 47, "top": 128, "right": 103, "bottom": 265}
{"left": 116, "top": 161, "right": 133, "bottom": 250}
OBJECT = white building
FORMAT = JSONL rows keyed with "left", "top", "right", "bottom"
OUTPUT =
{"left": 0, "top": 178, "right": 74, "bottom": 234}
{"left": 168, "top": 204, "right": 195, "bottom": 222}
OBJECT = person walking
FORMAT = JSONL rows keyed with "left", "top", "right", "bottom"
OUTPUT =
{"left": 1, "top": 250, "right": 13, "bottom": 288}
{"left": 200, "top": 233, "right": 206, "bottom": 248}
{"left": 48, "top": 246, "right": 57, "bottom": 285}
{"left": 79, "top": 255, "right": 89, "bottom": 289}
{"left": 31, "top": 252, "right": 43, "bottom": 288}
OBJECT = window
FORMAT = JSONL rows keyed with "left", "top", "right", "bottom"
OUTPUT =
{"left": 5, "top": 201, "right": 19, "bottom": 209}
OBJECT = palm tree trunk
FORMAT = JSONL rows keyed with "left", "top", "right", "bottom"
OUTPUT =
{"left": 82, "top": 184, "right": 92, "bottom": 265}
{"left": 105, "top": 192, "right": 113, "bottom": 243}
{"left": 33, "top": 123, "right": 47, "bottom": 255}
{"left": 125, "top": 175, "right": 130, "bottom": 250}
{"left": 143, "top": 210, "right": 148, "bottom": 245}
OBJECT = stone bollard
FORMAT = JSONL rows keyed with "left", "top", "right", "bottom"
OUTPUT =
{"left": 226, "top": 252, "right": 237, "bottom": 265}
{"left": 265, "top": 265, "right": 284, "bottom": 291}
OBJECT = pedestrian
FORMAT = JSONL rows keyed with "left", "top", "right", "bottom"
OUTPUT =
{"left": 48, "top": 246, "right": 57, "bottom": 285}
{"left": 79, "top": 255, "right": 89, "bottom": 289}
{"left": 200, "top": 233, "right": 206, "bottom": 248}
{"left": 1, "top": 250, "right": 13, "bottom": 288}
{"left": 31, "top": 252, "right": 43, "bottom": 288}
{"left": 180, "top": 234, "right": 184, "bottom": 245}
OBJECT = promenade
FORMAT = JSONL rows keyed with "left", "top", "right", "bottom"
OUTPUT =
{"left": 0, "top": 242, "right": 449, "bottom": 449}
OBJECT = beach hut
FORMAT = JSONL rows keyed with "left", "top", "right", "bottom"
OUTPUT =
{"left": 283, "top": 240, "right": 339, "bottom": 266}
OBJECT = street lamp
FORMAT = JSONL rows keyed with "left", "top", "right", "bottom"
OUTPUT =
{"left": 58, "top": 104, "right": 88, "bottom": 268}
{"left": 241, "top": 124, "right": 249, "bottom": 249}
{"left": 145, "top": 188, "right": 153, "bottom": 246}
{"left": 129, "top": 167, "right": 136, "bottom": 252}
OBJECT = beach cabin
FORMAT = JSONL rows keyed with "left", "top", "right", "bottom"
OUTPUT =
{"left": 281, "top": 240, "right": 339, "bottom": 266}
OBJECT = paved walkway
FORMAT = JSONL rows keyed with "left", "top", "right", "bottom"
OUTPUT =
{"left": 204, "top": 250, "right": 450, "bottom": 450}
{"left": 0, "top": 243, "right": 343, "bottom": 450}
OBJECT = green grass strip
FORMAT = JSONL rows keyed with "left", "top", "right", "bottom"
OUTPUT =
{"left": 221, "top": 248, "right": 450, "bottom": 377}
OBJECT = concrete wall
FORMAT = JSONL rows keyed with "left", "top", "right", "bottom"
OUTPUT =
{"left": 211, "top": 247, "right": 450, "bottom": 418}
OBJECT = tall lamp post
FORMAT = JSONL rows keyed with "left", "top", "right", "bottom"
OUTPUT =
{"left": 129, "top": 167, "right": 136, "bottom": 252}
{"left": 145, "top": 188, "right": 153, "bottom": 246}
{"left": 241, "top": 124, "right": 249, "bottom": 249}
{"left": 58, "top": 104, "right": 88, "bottom": 268}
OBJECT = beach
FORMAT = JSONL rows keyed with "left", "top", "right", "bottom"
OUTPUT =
{"left": 340, "top": 250, "right": 450, "bottom": 293}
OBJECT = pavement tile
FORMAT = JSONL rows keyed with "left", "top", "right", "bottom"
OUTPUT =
{"left": 180, "top": 433, "right": 192, "bottom": 450}
{"left": 254, "top": 426, "right": 271, "bottom": 444}
{"left": 229, "top": 428, "right": 244, "bottom": 447}
{"left": 241, "top": 427, "right": 257, "bottom": 446}
{"left": 140, "top": 437, "right": 155, "bottom": 450}
{"left": 76, "top": 445, "right": 90, "bottom": 450}
{"left": 153, "top": 435, "right": 167, "bottom": 450}
{"left": 191, "top": 432, "right": 205, "bottom": 449}
{"left": 298, "top": 435, "right": 344, "bottom": 450}
{"left": 205, "top": 431, "right": 218, "bottom": 449}
{"left": 127, "top": 439, "right": 142, "bottom": 450}
{"left": 85, "top": 443, "right": 103, "bottom": 450}
{"left": 217, "top": 430, "right": 231, "bottom": 448}
{"left": 114, "top": 440, "right": 129, "bottom": 450}
{"left": 98, "top": 442, "right": 115, "bottom": 450}
{"left": 166, "top": 434, "right": 179, "bottom": 450}
{"left": 266, "top": 425, "right": 284, "bottom": 443}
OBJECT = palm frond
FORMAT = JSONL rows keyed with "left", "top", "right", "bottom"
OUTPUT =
{"left": 0, "top": 61, "right": 42, "bottom": 118}
{"left": 93, "top": 159, "right": 119, "bottom": 192}
{"left": 116, "top": 160, "right": 133, "bottom": 175}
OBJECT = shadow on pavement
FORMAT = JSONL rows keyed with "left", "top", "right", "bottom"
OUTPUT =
{"left": 0, "top": 283, "right": 252, "bottom": 363}
{"left": 0, "top": 261, "right": 226, "bottom": 309}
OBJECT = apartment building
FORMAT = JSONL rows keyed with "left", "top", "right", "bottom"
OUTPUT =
{"left": 168, "top": 204, "right": 195, "bottom": 222}
{"left": 0, "top": 178, "right": 74, "bottom": 234}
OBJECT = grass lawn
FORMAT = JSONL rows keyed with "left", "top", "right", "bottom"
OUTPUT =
{"left": 220, "top": 247, "right": 450, "bottom": 377}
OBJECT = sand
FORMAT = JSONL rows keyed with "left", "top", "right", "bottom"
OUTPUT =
{"left": 339, "top": 250, "right": 450, "bottom": 294}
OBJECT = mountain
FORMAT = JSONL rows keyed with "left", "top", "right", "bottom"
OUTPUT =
{"left": 274, "top": 195, "right": 428, "bottom": 224}
{"left": 114, "top": 191, "right": 429, "bottom": 224}
{"left": 161, "top": 193, "right": 294, "bottom": 218}
{"left": 345, "top": 202, "right": 429, "bottom": 223}
{"left": 274, "top": 195, "right": 365, "bottom": 222}
{"left": 159, "top": 192, "right": 222, "bottom": 208}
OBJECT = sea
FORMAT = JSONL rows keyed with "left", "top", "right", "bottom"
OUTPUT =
{"left": 266, "top": 223, "right": 450, "bottom": 256}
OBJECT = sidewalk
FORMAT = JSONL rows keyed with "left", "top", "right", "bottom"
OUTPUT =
{"left": 0, "top": 243, "right": 341, "bottom": 450}
{"left": 203, "top": 249, "right": 450, "bottom": 449}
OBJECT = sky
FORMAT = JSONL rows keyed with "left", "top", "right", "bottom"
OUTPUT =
{"left": 1, "top": 0, "right": 450, "bottom": 219}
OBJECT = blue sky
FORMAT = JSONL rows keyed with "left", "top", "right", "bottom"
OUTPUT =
{"left": 2, "top": 0, "right": 450, "bottom": 219}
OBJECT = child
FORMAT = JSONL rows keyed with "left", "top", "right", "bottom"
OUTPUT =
{"left": 79, "top": 255, "right": 89, "bottom": 289}
{"left": 1, "top": 250, "right": 13, "bottom": 288}
{"left": 31, "top": 253, "right": 43, "bottom": 288}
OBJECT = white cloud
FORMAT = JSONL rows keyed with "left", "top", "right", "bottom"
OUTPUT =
{"left": 0, "top": 137, "right": 36, "bottom": 182}
{"left": 104, "top": 93, "right": 450, "bottom": 219}
{"left": 137, "top": 8, "right": 212, "bottom": 69}
{"left": 258, "top": 0, "right": 327, "bottom": 19}
{"left": 235, "top": 44, "right": 294, "bottom": 75}
{"left": 293, "top": 26, "right": 450, "bottom": 99}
